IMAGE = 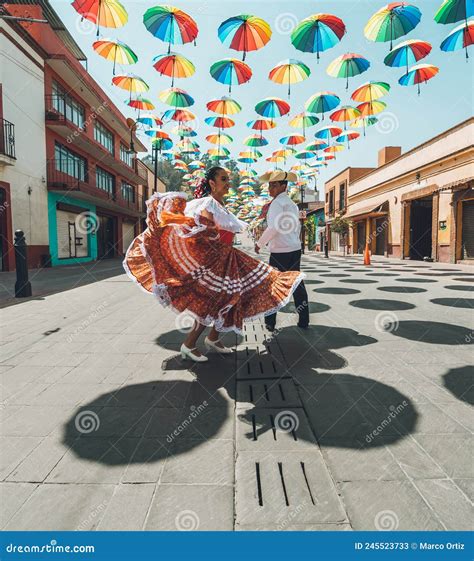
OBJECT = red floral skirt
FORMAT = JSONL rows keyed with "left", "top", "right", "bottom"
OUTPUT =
{"left": 123, "top": 194, "right": 304, "bottom": 333}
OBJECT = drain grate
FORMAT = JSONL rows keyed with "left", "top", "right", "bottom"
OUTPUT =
{"left": 236, "top": 379, "right": 301, "bottom": 408}
{"left": 235, "top": 345, "right": 287, "bottom": 380}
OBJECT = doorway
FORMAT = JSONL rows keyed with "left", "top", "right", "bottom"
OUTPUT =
{"left": 409, "top": 197, "right": 432, "bottom": 260}
{"left": 97, "top": 215, "right": 116, "bottom": 259}
{"left": 374, "top": 217, "right": 388, "bottom": 256}
{"left": 356, "top": 221, "right": 366, "bottom": 254}
{"left": 461, "top": 199, "right": 474, "bottom": 259}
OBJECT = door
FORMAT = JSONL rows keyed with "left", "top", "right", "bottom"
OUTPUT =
{"left": 375, "top": 217, "right": 388, "bottom": 256}
{"left": 356, "top": 221, "right": 366, "bottom": 254}
{"left": 461, "top": 199, "right": 474, "bottom": 259}
{"left": 122, "top": 221, "right": 135, "bottom": 253}
{"left": 409, "top": 198, "right": 432, "bottom": 260}
{"left": 56, "top": 209, "right": 89, "bottom": 259}
{"left": 0, "top": 188, "right": 6, "bottom": 271}
{"left": 97, "top": 215, "right": 116, "bottom": 259}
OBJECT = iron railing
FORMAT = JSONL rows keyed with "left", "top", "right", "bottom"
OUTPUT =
{"left": 0, "top": 118, "right": 16, "bottom": 159}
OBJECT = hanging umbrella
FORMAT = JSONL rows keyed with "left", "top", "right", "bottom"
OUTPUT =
{"left": 434, "top": 0, "right": 473, "bottom": 24}
{"left": 351, "top": 81, "right": 391, "bottom": 102}
{"left": 336, "top": 130, "right": 360, "bottom": 149}
{"left": 306, "top": 139, "right": 328, "bottom": 151}
{"left": 289, "top": 112, "right": 320, "bottom": 133}
{"left": 208, "top": 147, "right": 230, "bottom": 158}
{"left": 174, "top": 160, "right": 188, "bottom": 171}
{"left": 158, "top": 87, "right": 194, "bottom": 108}
{"left": 152, "top": 137, "right": 173, "bottom": 152}
{"left": 356, "top": 100, "right": 387, "bottom": 117}
{"left": 315, "top": 125, "right": 342, "bottom": 141}
{"left": 204, "top": 116, "right": 235, "bottom": 128}
{"left": 398, "top": 63, "right": 439, "bottom": 94}
{"left": 152, "top": 53, "right": 195, "bottom": 87}
{"left": 145, "top": 129, "right": 170, "bottom": 139}
{"left": 364, "top": 2, "right": 422, "bottom": 50}
{"left": 206, "top": 133, "right": 233, "bottom": 144}
{"left": 440, "top": 20, "right": 474, "bottom": 59}
{"left": 209, "top": 60, "right": 252, "bottom": 95}
{"left": 326, "top": 53, "right": 370, "bottom": 90}
{"left": 384, "top": 39, "right": 432, "bottom": 72}
{"left": 279, "top": 134, "right": 306, "bottom": 146}
{"left": 240, "top": 150, "right": 263, "bottom": 159}
{"left": 177, "top": 138, "right": 200, "bottom": 152}
{"left": 92, "top": 38, "right": 137, "bottom": 75}
{"left": 246, "top": 118, "right": 276, "bottom": 133}
{"left": 217, "top": 15, "right": 272, "bottom": 61}
{"left": 294, "top": 150, "right": 317, "bottom": 160}
{"left": 351, "top": 116, "right": 379, "bottom": 136}
{"left": 206, "top": 96, "right": 242, "bottom": 115}
{"left": 127, "top": 96, "right": 154, "bottom": 111}
{"left": 143, "top": 5, "right": 198, "bottom": 53}
{"left": 171, "top": 125, "right": 197, "bottom": 137}
{"left": 330, "top": 105, "right": 361, "bottom": 129}
{"left": 305, "top": 91, "right": 340, "bottom": 119}
{"left": 162, "top": 108, "right": 196, "bottom": 122}
{"left": 291, "top": 13, "right": 346, "bottom": 61}
{"left": 244, "top": 134, "right": 268, "bottom": 147}
{"left": 137, "top": 113, "right": 163, "bottom": 128}
{"left": 268, "top": 59, "right": 311, "bottom": 97}
{"left": 112, "top": 74, "right": 149, "bottom": 100}
{"left": 72, "top": 0, "right": 128, "bottom": 37}
{"left": 255, "top": 97, "right": 290, "bottom": 119}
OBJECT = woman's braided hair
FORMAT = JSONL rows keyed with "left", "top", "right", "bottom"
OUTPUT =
{"left": 193, "top": 166, "right": 225, "bottom": 199}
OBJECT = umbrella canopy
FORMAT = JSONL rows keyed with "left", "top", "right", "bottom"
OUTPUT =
{"left": 324, "top": 144, "right": 345, "bottom": 153}
{"left": 145, "top": 129, "right": 170, "bottom": 139}
{"left": 206, "top": 133, "right": 233, "bottom": 145}
{"left": 326, "top": 53, "right": 370, "bottom": 89}
{"left": 127, "top": 96, "right": 154, "bottom": 111}
{"left": 356, "top": 100, "right": 387, "bottom": 117}
{"left": 434, "top": 0, "right": 473, "bottom": 24}
{"left": 289, "top": 112, "right": 320, "bottom": 132}
{"left": 137, "top": 113, "right": 163, "bottom": 128}
{"left": 351, "top": 115, "right": 379, "bottom": 135}
{"left": 143, "top": 5, "right": 198, "bottom": 53}
{"left": 364, "top": 2, "right": 422, "bottom": 50}
{"left": 255, "top": 97, "right": 290, "bottom": 119}
{"left": 244, "top": 134, "right": 268, "bottom": 147}
{"left": 279, "top": 134, "right": 306, "bottom": 145}
{"left": 208, "top": 147, "right": 230, "bottom": 157}
{"left": 268, "top": 59, "right": 311, "bottom": 97}
{"left": 351, "top": 81, "right": 391, "bottom": 102}
{"left": 162, "top": 108, "right": 196, "bottom": 122}
{"left": 440, "top": 20, "right": 474, "bottom": 59}
{"left": 152, "top": 52, "right": 195, "bottom": 87}
{"left": 171, "top": 124, "right": 197, "bottom": 137}
{"left": 398, "top": 63, "right": 439, "bottom": 94}
{"left": 336, "top": 130, "right": 360, "bottom": 149}
{"left": 204, "top": 116, "right": 236, "bottom": 128}
{"left": 246, "top": 118, "right": 276, "bottom": 131}
{"left": 152, "top": 137, "right": 173, "bottom": 151}
{"left": 384, "top": 39, "right": 432, "bottom": 72}
{"left": 92, "top": 38, "right": 137, "bottom": 75}
{"left": 188, "top": 160, "right": 205, "bottom": 169}
{"left": 305, "top": 91, "right": 340, "bottom": 119}
{"left": 217, "top": 14, "right": 272, "bottom": 60}
{"left": 315, "top": 125, "right": 342, "bottom": 140}
{"left": 72, "top": 0, "right": 127, "bottom": 37}
{"left": 294, "top": 150, "right": 317, "bottom": 160}
{"left": 306, "top": 140, "right": 328, "bottom": 151}
{"left": 158, "top": 87, "right": 194, "bottom": 108}
{"left": 240, "top": 150, "right": 262, "bottom": 159}
{"left": 112, "top": 73, "right": 149, "bottom": 100}
{"left": 291, "top": 13, "right": 346, "bottom": 60}
{"left": 210, "top": 59, "right": 252, "bottom": 93}
{"left": 330, "top": 105, "right": 361, "bottom": 128}
{"left": 206, "top": 96, "right": 242, "bottom": 115}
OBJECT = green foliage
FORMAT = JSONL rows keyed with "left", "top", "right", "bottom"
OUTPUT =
{"left": 331, "top": 216, "right": 352, "bottom": 235}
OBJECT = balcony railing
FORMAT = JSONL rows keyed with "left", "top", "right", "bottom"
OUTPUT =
{"left": 45, "top": 94, "right": 86, "bottom": 130}
{"left": 0, "top": 118, "right": 16, "bottom": 160}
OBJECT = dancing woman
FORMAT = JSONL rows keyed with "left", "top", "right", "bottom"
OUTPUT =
{"left": 123, "top": 166, "right": 304, "bottom": 362}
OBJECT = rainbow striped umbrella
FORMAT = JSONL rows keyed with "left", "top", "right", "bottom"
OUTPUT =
{"left": 315, "top": 125, "right": 342, "bottom": 141}
{"left": 171, "top": 125, "right": 196, "bottom": 138}
{"left": 351, "top": 116, "right": 379, "bottom": 136}
{"left": 305, "top": 91, "right": 340, "bottom": 119}
{"left": 294, "top": 150, "right": 317, "bottom": 160}
{"left": 206, "top": 96, "right": 242, "bottom": 115}
{"left": 440, "top": 20, "right": 474, "bottom": 59}
{"left": 208, "top": 147, "right": 230, "bottom": 159}
{"left": 279, "top": 134, "right": 306, "bottom": 146}
{"left": 244, "top": 134, "right": 268, "bottom": 147}
{"left": 92, "top": 38, "right": 137, "bottom": 74}
{"left": 384, "top": 39, "right": 432, "bottom": 72}
{"left": 435, "top": 0, "right": 473, "bottom": 24}
{"left": 357, "top": 100, "right": 387, "bottom": 117}
{"left": 188, "top": 160, "right": 205, "bottom": 170}
{"left": 206, "top": 133, "right": 233, "bottom": 144}
{"left": 351, "top": 81, "right": 391, "bottom": 102}
{"left": 306, "top": 140, "right": 328, "bottom": 151}
{"left": 246, "top": 118, "right": 276, "bottom": 132}
{"left": 204, "top": 116, "right": 235, "bottom": 129}
{"left": 158, "top": 87, "right": 194, "bottom": 108}
{"left": 210, "top": 59, "right": 252, "bottom": 93}
{"left": 112, "top": 73, "right": 149, "bottom": 100}
{"left": 152, "top": 53, "right": 195, "bottom": 87}
{"left": 127, "top": 96, "right": 154, "bottom": 111}
{"left": 177, "top": 139, "right": 200, "bottom": 153}
{"left": 364, "top": 2, "right": 422, "bottom": 50}
{"left": 336, "top": 130, "right": 360, "bottom": 149}
{"left": 143, "top": 5, "right": 198, "bottom": 53}
{"left": 240, "top": 150, "right": 263, "bottom": 159}
{"left": 162, "top": 108, "right": 196, "bottom": 122}
{"left": 255, "top": 97, "right": 290, "bottom": 119}
{"left": 174, "top": 160, "right": 188, "bottom": 171}
{"left": 152, "top": 137, "right": 173, "bottom": 152}
{"left": 327, "top": 53, "right": 370, "bottom": 89}
{"left": 398, "top": 63, "right": 439, "bottom": 94}
{"left": 217, "top": 15, "right": 272, "bottom": 61}
{"left": 145, "top": 129, "right": 170, "bottom": 139}
{"left": 289, "top": 112, "right": 320, "bottom": 136}
{"left": 137, "top": 113, "right": 163, "bottom": 128}
{"left": 72, "top": 0, "right": 128, "bottom": 37}
{"left": 268, "top": 59, "right": 311, "bottom": 97}
{"left": 291, "top": 13, "right": 346, "bottom": 60}
{"left": 330, "top": 106, "right": 361, "bottom": 129}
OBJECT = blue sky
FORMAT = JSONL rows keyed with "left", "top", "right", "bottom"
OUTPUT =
{"left": 51, "top": 0, "right": 473, "bottom": 189}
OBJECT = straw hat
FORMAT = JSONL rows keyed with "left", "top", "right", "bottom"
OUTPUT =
{"left": 258, "top": 170, "right": 298, "bottom": 183}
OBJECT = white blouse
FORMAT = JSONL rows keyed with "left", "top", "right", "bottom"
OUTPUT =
{"left": 185, "top": 196, "right": 247, "bottom": 234}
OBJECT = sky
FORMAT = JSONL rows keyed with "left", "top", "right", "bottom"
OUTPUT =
{"left": 50, "top": 0, "right": 473, "bottom": 191}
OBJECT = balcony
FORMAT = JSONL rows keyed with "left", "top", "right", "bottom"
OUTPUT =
{"left": 0, "top": 118, "right": 16, "bottom": 165}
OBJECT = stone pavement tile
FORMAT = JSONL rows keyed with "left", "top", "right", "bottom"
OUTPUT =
{"left": 453, "top": 479, "right": 474, "bottom": 501}
{"left": 0, "top": 482, "right": 38, "bottom": 529}
{"left": 236, "top": 523, "right": 352, "bottom": 531}
{"left": 103, "top": 379, "right": 190, "bottom": 409}
{"left": 414, "top": 479, "right": 473, "bottom": 530}
{"left": 145, "top": 484, "right": 234, "bottom": 530}
{"left": 30, "top": 383, "right": 103, "bottom": 407}
{"left": 71, "top": 407, "right": 154, "bottom": 439}
{"left": 176, "top": 405, "right": 234, "bottom": 441}
{"left": 185, "top": 378, "right": 235, "bottom": 408}
{"left": 145, "top": 408, "right": 186, "bottom": 438}
{"left": 0, "top": 365, "right": 49, "bottom": 385}
{"left": 440, "top": 403, "right": 474, "bottom": 432}
{"left": 0, "top": 406, "right": 23, "bottom": 422}
{"left": 3, "top": 383, "right": 51, "bottom": 406}
{"left": 236, "top": 379, "right": 301, "bottom": 409}
{"left": 0, "top": 436, "right": 42, "bottom": 480}
{"left": 0, "top": 406, "right": 72, "bottom": 437}
{"left": 9, "top": 352, "right": 89, "bottom": 368}
{"left": 97, "top": 483, "right": 155, "bottom": 530}
{"left": 4, "top": 483, "right": 115, "bottom": 530}
{"left": 392, "top": 403, "right": 469, "bottom": 434}
{"left": 46, "top": 437, "right": 140, "bottom": 484}
{"left": 121, "top": 439, "right": 169, "bottom": 483}
{"left": 162, "top": 439, "right": 234, "bottom": 485}
{"left": 338, "top": 480, "right": 444, "bottom": 530}
{"left": 235, "top": 347, "right": 289, "bottom": 381}
{"left": 414, "top": 434, "right": 473, "bottom": 478}
{"left": 236, "top": 407, "right": 316, "bottom": 451}
{"left": 235, "top": 451, "right": 347, "bottom": 527}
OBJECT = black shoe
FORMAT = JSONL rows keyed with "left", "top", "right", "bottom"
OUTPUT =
{"left": 265, "top": 324, "right": 275, "bottom": 332}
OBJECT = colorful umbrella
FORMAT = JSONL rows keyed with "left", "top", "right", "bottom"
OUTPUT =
{"left": 384, "top": 39, "right": 432, "bottom": 72}
{"left": 364, "top": 2, "right": 422, "bottom": 50}
{"left": 188, "top": 160, "right": 205, "bottom": 170}
{"left": 291, "top": 13, "right": 346, "bottom": 60}
{"left": 152, "top": 53, "right": 195, "bottom": 87}
{"left": 336, "top": 130, "right": 360, "bottom": 149}
{"left": 315, "top": 125, "right": 342, "bottom": 140}
{"left": 127, "top": 96, "right": 154, "bottom": 111}
{"left": 330, "top": 105, "right": 361, "bottom": 128}
{"left": 72, "top": 0, "right": 128, "bottom": 37}
{"left": 326, "top": 53, "right": 370, "bottom": 89}
{"left": 351, "top": 116, "right": 379, "bottom": 136}
{"left": 440, "top": 20, "right": 474, "bottom": 59}
{"left": 240, "top": 150, "right": 262, "bottom": 159}
{"left": 137, "top": 113, "right": 163, "bottom": 128}
{"left": 143, "top": 5, "right": 198, "bottom": 53}
{"left": 279, "top": 134, "right": 306, "bottom": 146}
{"left": 268, "top": 59, "right": 311, "bottom": 97}
{"left": 434, "top": 0, "right": 473, "bottom": 24}
{"left": 294, "top": 150, "right": 317, "bottom": 160}
{"left": 206, "top": 96, "right": 242, "bottom": 115}
{"left": 217, "top": 15, "right": 272, "bottom": 60}
{"left": 305, "top": 91, "right": 340, "bottom": 119}
{"left": 208, "top": 147, "right": 230, "bottom": 158}
{"left": 112, "top": 73, "right": 149, "bottom": 100}
{"left": 206, "top": 133, "right": 233, "bottom": 144}
{"left": 210, "top": 59, "right": 252, "bottom": 93}
{"left": 204, "top": 116, "right": 235, "bottom": 128}
{"left": 244, "top": 134, "right": 268, "bottom": 147}
{"left": 92, "top": 38, "right": 137, "bottom": 75}
{"left": 351, "top": 81, "right": 391, "bottom": 102}
{"left": 289, "top": 112, "right": 320, "bottom": 136}
{"left": 171, "top": 125, "right": 196, "bottom": 138}
{"left": 246, "top": 118, "right": 276, "bottom": 132}
{"left": 158, "top": 87, "right": 194, "bottom": 108}
{"left": 255, "top": 97, "right": 290, "bottom": 119}
{"left": 398, "top": 63, "right": 439, "bottom": 94}
{"left": 145, "top": 129, "right": 170, "bottom": 139}
{"left": 306, "top": 140, "right": 328, "bottom": 151}
{"left": 152, "top": 137, "right": 173, "bottom": 152}
{"left": 162, "top": 108, "right": 196, "bottom": 122}
{"left": 356, "top": 100, "right": 387, "bottom": 117}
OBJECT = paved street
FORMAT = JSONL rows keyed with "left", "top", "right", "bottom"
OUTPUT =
{"left": 1, "top": 240, "right": 473, "bottom": 531}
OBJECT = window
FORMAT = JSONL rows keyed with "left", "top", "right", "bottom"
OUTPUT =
{"left": 121, "top": 182, "right": 135, "bottom": 203}
{"left": 52, "top": 81, "right": 85, "bottom": 129}
{"left": 54, "top": 142, "right": 87, "bottom": 181}
{"left": 120, "top": 143, "right": 133, "bottom": 167}
{"left": 329, "top": 190, "right": 334, "bottom": 214}
{"left": 339, "top": 182, "right": 346, "bottom": 210}
{"left": 94, "top": 121, "right": 114, "bottom": 154}
{"left": 96, "top": 166, "right": 115, "bottom": 195}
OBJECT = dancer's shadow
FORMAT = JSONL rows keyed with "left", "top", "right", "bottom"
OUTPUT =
{"left": 443, "top": 366, "right": 473, "bottom": 405}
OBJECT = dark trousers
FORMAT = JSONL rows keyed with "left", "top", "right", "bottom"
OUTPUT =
{"left": 266, "top": 249, "right": 309, "bottom": 328}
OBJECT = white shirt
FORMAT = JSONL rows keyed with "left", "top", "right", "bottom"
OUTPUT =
{"left": 185, "top": 196, "right": 246, "bottom": 233}
{"left": 256, "top": 192, "right": 301, "bottom": 253}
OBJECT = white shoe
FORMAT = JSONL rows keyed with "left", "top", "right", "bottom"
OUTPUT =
{"left": 204, "top": 337, "right": 233, "bottom": 354}
{"left": 180, "top": 344, "right": 209, "bottom": 362}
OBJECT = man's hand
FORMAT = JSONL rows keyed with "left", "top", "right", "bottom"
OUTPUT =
{"left": 254, "top": 243, "right": 260, "bottom": 254}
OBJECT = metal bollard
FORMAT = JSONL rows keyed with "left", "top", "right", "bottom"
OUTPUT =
{"left": 14, "top": 230, "right": 32, "bottom": 298}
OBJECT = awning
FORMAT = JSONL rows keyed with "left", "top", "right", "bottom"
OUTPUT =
{"left": 344, "top": 201, "right": 388, "bottom": 221}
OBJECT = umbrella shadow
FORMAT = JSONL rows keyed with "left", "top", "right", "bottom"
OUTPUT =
{"left": 443, "top": 366, "right": 473, "bottom": 405}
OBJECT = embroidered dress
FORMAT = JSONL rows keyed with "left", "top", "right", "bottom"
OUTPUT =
{"left": 123, "top": 192, "right": 305, "bottom": 334}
